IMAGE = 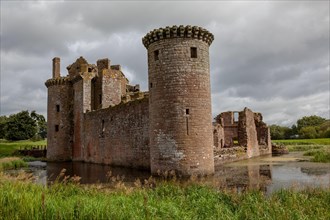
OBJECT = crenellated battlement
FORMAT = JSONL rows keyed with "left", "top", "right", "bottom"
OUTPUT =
{"left": 45, "top": 76, "right": 71, "bottom": 88}
{"left": 142, "top": 25, "right": 214, "bottom": 49}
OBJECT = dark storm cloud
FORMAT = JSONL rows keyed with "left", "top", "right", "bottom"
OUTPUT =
{"left": 1, "top": 1, "right": 329, "bottom": 126}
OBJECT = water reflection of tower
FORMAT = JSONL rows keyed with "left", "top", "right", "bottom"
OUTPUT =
{"left": 214, "top": 164, "right": 272, "bottom": 192}
{"left": 247, "top": 164, "right": 272, "bottom": 191}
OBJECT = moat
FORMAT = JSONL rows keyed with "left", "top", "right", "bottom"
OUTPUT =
{"left": 15, "top": 152, "right": 330, "bottom": 193}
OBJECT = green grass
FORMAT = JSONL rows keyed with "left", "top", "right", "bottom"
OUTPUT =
{"left": 272, "top": 138, "right": 330, "bottom": 163}
{"left": 272, "top": 138, "right": 330, "bottom": 145}
{"left": 0, "top": 139, "right": 46, "bottom": 157}
{"left": 0, "top": 157, "right": 27, "bottom": 171}
{"left": 0, "top": 173, "right": 329, "bottom": 220}
{"left": 303, "top": 149, "right": 330, "bottom": 163}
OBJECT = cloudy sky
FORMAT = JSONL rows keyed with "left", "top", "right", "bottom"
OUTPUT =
{"left": 1, "top": 0, "right": 329, "bottom": 126}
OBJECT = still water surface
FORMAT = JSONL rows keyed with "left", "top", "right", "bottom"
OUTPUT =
{"left": 26, "top": 152, "right": 330, "bottom": 193}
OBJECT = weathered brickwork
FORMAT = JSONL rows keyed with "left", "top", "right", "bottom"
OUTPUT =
{"left": 83, "top": 98, "right": 149, "bottom": 168}
{"left": 215, "top": 112, "right": 239, "bottom": 147}
{"left": 45, "top": 77, "right": 73, "bottom": 161}
{"left": 213, "top": 107, "right": 271, "bottom": 163}
{"left": 45, "top": 25, "right": 271, "bottom": 176}
{"left": 144, "top": 25, "right": 215, "bottom": 176}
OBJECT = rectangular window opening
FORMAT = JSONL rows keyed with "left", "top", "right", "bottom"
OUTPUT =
{"left": 55, "top": 125, "right": 59, "bottom": 132}
{"left": 99, "top": 94, "right": 102, "bottom": 105}
{"left": 191, "top": 47, "right": 197, "bottom": 58}
{"left": 154, "top": 50, "right": 159, "bottom": 61}
{"left": 150, "top": 82, "right": 153, "bottom": 88}
{"left": 101, "top": 119, "right": 105, "bottom": 133}
{"left": 56, "top": 105, "right": 60, "bottom": 112}
{"left": 186, "top": 109, "right": 190, "bottom": 115}
{"left": 234, "top": 112, "right": 239, "bottom": 122}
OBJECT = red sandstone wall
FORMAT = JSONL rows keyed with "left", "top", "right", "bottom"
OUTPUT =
{"left": 219, "top": 112, "right": 238, "bottom": 147}
{"left": 83, "top": 98, "right": 150, "bottom": 169}
{"left": 239, "top": 108, "right": 260, "bottom": 158}
{"left": 72, "top": 79, "right": 84, "bottom": 160}
{"left": 213, "top": 123, "right": 224, "bottom": 150}
{"left": 147, "top": 36, "right": 214, "bottom": 176}
{"left": 46, "top": 80, "right": 73, "bottom": 160}
{"left": 102, "top": 70, "right": 122, "bottom": 108}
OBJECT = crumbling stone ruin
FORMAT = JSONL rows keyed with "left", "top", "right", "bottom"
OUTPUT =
{"left": 213, "top": 108, "right": 271, "bottom": 164}
{"left": 45, "top": 25, "right": 271, "bottom": 176}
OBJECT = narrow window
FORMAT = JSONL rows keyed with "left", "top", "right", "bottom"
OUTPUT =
{"left": 191, "top": 47, "right": 197, "bottom": 58}
{"left": 154, "top": 50, "right": 159, "bottom": 61}
{"left": 234, "top": 112, "right": 239, "bottom": 123}
{"left": 101, "top": 120, "right": 105, "bottom": 132}
{"left": 186, "top": 109, "right": 190, "bottom": 135}
{"left": 55, "top": 125, "right": 59, "bottom": 132}
{"left": 99, "top": 94, "right": 102, "bottom": 105}
{"left": 56, "top": 105, "right": 60, "bottom": 112}
{"left": 150, "top": 82, "right": 153, "bottom": 88}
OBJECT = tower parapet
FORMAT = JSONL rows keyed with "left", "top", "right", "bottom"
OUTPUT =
{"left": 142, "top": 25, "right": 214, "bottom": 49}
{"left": 45, "top": 77, "right": 71, "bottom": 87}
{"left": 143, "top": 25, "right": 215, "bottom": 176}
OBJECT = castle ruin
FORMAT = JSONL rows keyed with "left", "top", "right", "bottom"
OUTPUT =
{"left": 45, "top": 25, "right": 271, "bottom": 176}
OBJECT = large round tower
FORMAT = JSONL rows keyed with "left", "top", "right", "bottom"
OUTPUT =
{"left": 45, "top": 57, "right": 73, "bottom": 161}
{"left": 143, "top": 25, "right": 215, "bottom": 176}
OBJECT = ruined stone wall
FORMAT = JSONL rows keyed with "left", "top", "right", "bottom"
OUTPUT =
{"left": 45, "top": 77, "right": 73, "bottom": 161}
{"left": 101, "top": 70, "right": 122, "bottom": 108}
{"left": 213, "top": 123, "right": 224, "bottom": 150}
{"left": 214, "top": 108, "right": 271, "bottom": 162}
{"left": 239, "top": 108, "right": 260, "bottom": 158}
{"left": 83, "top": 98, "right": 150, "bottom": 169}
{"left": 216, "top": 112, "right": 238, "bottom": 147}
{"left": 144, "top": 25, "right": 215, "bottom": 176}
{"left": 110, "top": 65, "right": 128, "bottom": 96}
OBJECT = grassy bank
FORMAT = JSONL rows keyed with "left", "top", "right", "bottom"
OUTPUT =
{"left": 0, "top": 139, "right": 46, "bottom": 157}
{"left": 273, "top": 138, "right": 330, "bottom": 162}
{"left": 272, "top": 138, "right": 330, "bottom": 146}
{"left": 0, "top": 173, "right": 329, "bottom": 220}
{"left": 303, "top": 150, "right": 330, "bottom": 163}
{"left": 0, "top": 157, "right": 27, "bottom": 171}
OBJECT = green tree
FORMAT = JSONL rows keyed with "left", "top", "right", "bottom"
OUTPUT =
{"left": 30, "top": 111, "right": 47, "bottom": 139}
{"left": 0, "top": 116, "right": 8, "bottom": 139}
{"left": 297, "top": 115, "right": 326, "bottom": 131}
{"left": 299, "top": 126, "right": 318, "bottom": 139}
{"left": 290, "top": 124, "right": 298, "bottom": 137}
{"left": 317, "top": 120, "right": 330, "bottom": 138}
{"left": 5, "top": 111, "right": 37, "bottom": 141}
{"left": 270, "top": 125, "right": 291, "bottom": 140}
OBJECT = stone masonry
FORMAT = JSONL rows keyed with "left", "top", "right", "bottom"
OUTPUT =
{"left": 213, "top": 108, "right": 272, "bottom": 164}
{"left": 45, "top": 25, "right": 271, "bottom": 176}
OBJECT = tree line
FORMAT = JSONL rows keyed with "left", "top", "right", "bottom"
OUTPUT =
{"left": 0, "top": 110, "right": 47, "bottom": 141}
{"left": 0, "top": 111, "right": 328, "bottom": 141}
{"left": 270, "top": 115, "right": 330, "bottom": 140}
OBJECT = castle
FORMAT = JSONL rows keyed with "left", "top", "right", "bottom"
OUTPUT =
{"left": 45, "top": 25, "right": 272, "bottom": 176}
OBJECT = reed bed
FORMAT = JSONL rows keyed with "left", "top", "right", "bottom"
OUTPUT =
{"left": 0, "top": 170, "right": 329, "bottom": 220}
{"left": 0, "top": 157, "right": 27, "bottom": 171}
